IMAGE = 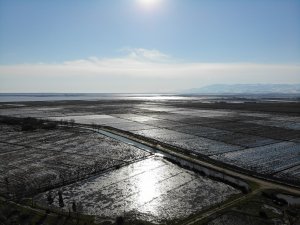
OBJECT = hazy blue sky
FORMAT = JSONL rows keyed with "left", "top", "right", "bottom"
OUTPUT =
{"left": 0, "top": 0, "right": 299, "bottom": 92}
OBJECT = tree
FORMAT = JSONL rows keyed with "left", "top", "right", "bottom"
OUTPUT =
{"left": 72, "top": 201, "right": 77, "bottom": 212}
{"left": 259, "top": 210, "right": 268, "bottom": 219}
{"left": 58, "top": 191, "right": 64, "bottom": 208}
{"left": 4, "top": 177, "right": 9, "bottom": 195}
{"left": 115, "top": 216, "right": 125, "bottom": 225}
{"left": 69, "top": 119, "right": 75, "bottom": 127}
{"left": 47, "top": 192, "right": 54, "bottom": 205}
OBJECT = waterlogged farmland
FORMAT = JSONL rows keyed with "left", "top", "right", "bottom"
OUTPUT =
{"left": 1, "top": 97, "right": 300, "bottom": 186}
{"left": 34, "top": 157, "right": 239, "bottom": 223}
{"left": 0, "top": 96, "right": 300, "bottom": 224}
{"left": 211, "top": 142, "right": 300, "bottom": 176}
{"left": 12, "top": 97, "right": 298, "bottom": 185}
{"left": 0, "top": 124, "right": 150, "bottom": 196}
{"left": 0, "top": 120, "right": 241, "bottom": 223}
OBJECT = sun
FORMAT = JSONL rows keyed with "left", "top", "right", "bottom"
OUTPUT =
{"left": 137, "top": 0, "right": 161, "bottom": 9}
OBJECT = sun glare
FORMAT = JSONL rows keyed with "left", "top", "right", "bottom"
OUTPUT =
{"left": 137, "top": 0, "right": 161, "bottom": 9}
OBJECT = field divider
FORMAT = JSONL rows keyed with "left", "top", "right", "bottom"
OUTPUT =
{"left": 79, "top": 124, "right": 300, "bottom": 195}
{"left": 78, "top": 125, "right": 252, "bottom": 194}
{"left": 3, "top": 152, "right": 154, "bottom": 201}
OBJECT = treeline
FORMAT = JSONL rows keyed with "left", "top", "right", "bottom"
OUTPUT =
{"left": 0, "top": 116, "right": 77, "bottom": 131}
{"left": 0, "top": 116, "right": 58, "bottom": 131}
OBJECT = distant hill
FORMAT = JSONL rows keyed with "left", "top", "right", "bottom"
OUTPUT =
{"left": 183, "top": 84, "right": 300, "bottom": 94}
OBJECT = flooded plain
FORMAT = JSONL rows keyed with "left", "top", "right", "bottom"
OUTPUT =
{"left": 1, "top": 95, "right": 300, "bottom": 224}
{"left": 1, "top": 96, "right": 300, "bottom": 186}
{"left": 34, "top": 157, "right": 239, "bottom": 223}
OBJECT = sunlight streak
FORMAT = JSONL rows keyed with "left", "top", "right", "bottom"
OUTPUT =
{"left": 137, "top": 169, "right": 158, "bottom": 203}
{"left": 137, "top": 0, "right": 162, "bottom": 9}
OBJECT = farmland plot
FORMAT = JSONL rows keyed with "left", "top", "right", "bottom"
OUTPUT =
{"left": 171, "top": 125, "right": 233, "bottom": 138}
{"left": 49, "top": 115, "right": 129, "bottom": 125}
{"left": 103, "top": 121, "right": 156, "bottom": 131}
{"left": 84, "top": 115, "right": 145, "bottom": 128}
{"left": 34, "top": 157, "right": 240, "bottom": 223}
{"left": 275, "top": 165, "right": 300, "bottom": 183}
{"left": 169, "top": 116, "right": 224, "bottom": 125}
{"left": 138, "top": 119, "right": 186, "bottom": 128}
{"left": 209, "top": 132, "right": 279, "bottom": 148}
{"left": 168, "top": 137, "right": 243, "bottom": 156}
{"left": 145, "top": 113, "right": 196, "bottom": 122}
{"left": 138, "top": 106, "right": 179, "bottom": 112}
{"left": 211, "top": 142, "right": 300, "bottom": 176}
{"left": 132, "top": 128, "right": 197, "bottom": 142}
{"left": 244, "top": 119, "right": 300, "bottom": 131}
{"left": 169, "top": 108, "right": 234, "bottom": 117}
{"left": 0, "top": 142, "right": 24, "bottom": 154}
{"left": 0, "top": 124, "right": 151, "bottom": 196}
{"left": 205, "top": 121, "right": 300, "bottom": 141}
{"left": 149, "top": 113, "right": 228, "bottom": 125}
{"left": 171, "top": 125, "right": 278, "bottom": 148}
{"left": 112, "top": 114, "right": 160, "bottom": 123}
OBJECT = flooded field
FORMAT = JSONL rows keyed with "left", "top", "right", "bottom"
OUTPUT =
{"left": 0, "top": 124, "right": 150, "bottom": 196}
{"left": 0, "top": 96, "right": 300, "bottom": 187}
{"left": 211, "top": 142, "right": 300, "bottom": 175}
{"left": 0, "top": 95, "right": 300, "bottom": 223}
{"left": 0, "top": 121, "right": 241, "bottom": 223}
{"left": 0, "top": 97, "right": 300, "bottom": 186}
{"left": 34, "top": 157, "right": 239, "bottom": 223}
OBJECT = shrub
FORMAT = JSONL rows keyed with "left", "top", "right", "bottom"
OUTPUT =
{"left": 115, "top": 216, "right": 124, "bottom": 225}
{"left": 259, "top": 210, "right": 268, "bottom": 219}
{"left": 58, "top": 191, "right": 64, "bottom": 208}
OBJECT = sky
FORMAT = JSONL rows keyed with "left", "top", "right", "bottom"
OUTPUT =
{"left": 0, "top": 0, "right": 300, "bottom": 93}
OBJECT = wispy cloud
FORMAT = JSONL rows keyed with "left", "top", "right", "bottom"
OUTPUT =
{"left": 121, "top": 47, "right": 171, "bottom": 62}
{"left": 0, "top": 48, "right": 299, "bottom": 92}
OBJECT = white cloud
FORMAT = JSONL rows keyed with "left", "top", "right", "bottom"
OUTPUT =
{"left": 124, "top": 48, "right": 170, "bottom": 62}
{"left": 0, "top": 48, "right": 300, "bottom": 92}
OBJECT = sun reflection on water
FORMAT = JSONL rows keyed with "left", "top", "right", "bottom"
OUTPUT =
{"left": 137, "top": 170, "right": 158, "bottom": 203}
{"left": 124, "top": 159, "right": 165, "bottom": 216}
